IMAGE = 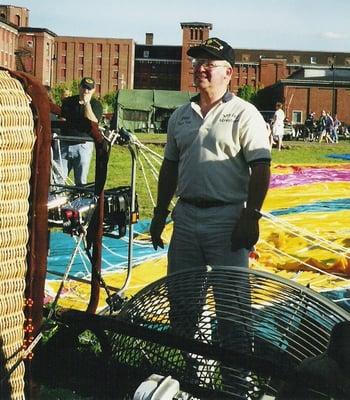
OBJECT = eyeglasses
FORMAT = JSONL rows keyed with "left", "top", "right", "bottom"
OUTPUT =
{"left": 191, "top": 59, "right": 229, "bottom": 69}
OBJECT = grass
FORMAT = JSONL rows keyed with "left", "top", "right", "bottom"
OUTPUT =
{"left": 88, "top": 136, "right": 350, "bottom": 219}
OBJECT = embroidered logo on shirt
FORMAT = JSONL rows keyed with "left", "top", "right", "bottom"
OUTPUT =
{"left": 178, "top": 116, "right": 191, "bottom": 126}
{"left": 219, "top": 113, "right": 239, "bottom": 123}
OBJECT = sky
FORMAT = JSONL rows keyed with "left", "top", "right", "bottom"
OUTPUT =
{"left": 7, "top": 0, "right": 350, "bottom": 53}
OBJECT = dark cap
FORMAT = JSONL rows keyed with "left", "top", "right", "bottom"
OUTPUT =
{"left": 187, "top": 37, "right": 235, "bottom": 66}
{"left": 80, "top": 77, "right": 95, "bottom": 90}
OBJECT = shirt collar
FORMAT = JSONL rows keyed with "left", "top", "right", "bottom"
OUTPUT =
{"left": 190, "top": 90, "right": 234, "bottom": 104}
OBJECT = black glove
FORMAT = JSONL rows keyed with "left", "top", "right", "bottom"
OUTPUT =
{"left": 150, "top": 207, "right": 170, "bottom": 250}
{"left": 231, "top": 208, "right": 261, "bottom": 251}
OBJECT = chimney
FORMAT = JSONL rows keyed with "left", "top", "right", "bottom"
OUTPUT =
{"left": 145, "top": 33, "right": 153, "bottom": 45}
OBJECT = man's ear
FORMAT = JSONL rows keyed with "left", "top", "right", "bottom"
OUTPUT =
{"left": 225, "top": 67, "right": 233, "bottom": 81}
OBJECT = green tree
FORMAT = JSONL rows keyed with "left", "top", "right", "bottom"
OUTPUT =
{"left": 100, "top": 92, "right": 117, "bottom": 113}
{"left": 51, "top": 80, "right": 80, "bottom": 105}
{"left": 237, "top": 84, "right": 259, "bottom": 104}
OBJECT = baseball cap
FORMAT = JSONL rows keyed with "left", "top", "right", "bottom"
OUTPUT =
{"left": 187, "top": 37, "right": 235, "bottom": 66}
{"left": 80, "top": 77, "right": 95, "bottom": 90}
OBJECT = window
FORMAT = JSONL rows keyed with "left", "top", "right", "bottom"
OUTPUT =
{"left": 97, "top": 43, "right": 102, "bottom": 52}
{"left": 199, "top": 30, "right": 203, "bottom": 40}
{"left": 292, "top": 111, "right": 302, "bottom": 124}
{"left": 61, "top": 55, "right": 66, "bottom": 64}
{"left": 143, "top": 50, "right": 149, "bottom": 58}
{"left": 78, "top": 69, "right": 83, "bottom": 78}
{"left": 61, "top": 68, "right": 66, "bottom": 79}
{"left": 310, "top": 56, "right": 317, "bottom": 64}
{"left": 15, "top": 14, "right": 20, "bottom": 26}
{"left": 97, "top": 57, "right": 102, "bottom": 66}
{"left": 79, "top": 42, "right": 84, "bottom": 52}
{"left": 97, "top": 70, "right": 102, "bottom": 79}
{"left": 78, "top": 56, "right": 84, "bottom": 65}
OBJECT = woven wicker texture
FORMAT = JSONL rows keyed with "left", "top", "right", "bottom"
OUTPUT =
{"left": 0, "top": 70, "right": 34, "bottom": 400}
{"left": 111, "top": 266, "right": 350, "bottom": 399}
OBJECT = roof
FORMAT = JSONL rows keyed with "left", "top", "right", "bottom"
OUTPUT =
{"left": 116, "top": 89, "right": 191, "bottom": 110}
{"left": 284, "top": 67, "right": 350, "bottom": 83}
{"left": 180, "top": 22, "right": 213, "bottom": 29}
{"left": 19, "top": 27, "right": 57, "bottom": 37}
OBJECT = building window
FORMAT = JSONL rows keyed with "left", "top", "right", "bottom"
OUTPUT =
{"left": 61, "top": 55, "right": 66, "bottom": 64}
{"left": 310, "top": 56, "right": 317, "bottom": 64}
{"left": 79, "top": 43, "right": 84, "bottom": 52}
{"left": 190, "top": 29, "right": 194, "bottom": 40}
{"left": 97, "top": 43, "right": 102, "bottom": 52}
{"left": 97, "top": 70, "right": 102, "bottom": 79}
{"left": 15, "top": 14, "right": 20, "bottom": 26}
{"left": 199, "top": 30, "right": 203, "bottom": 40}
{"left": 78, "top": 56, "right": 84, "bottom": 65}
{"left": 113, "top": 70, "right": 118, "bottom": 78}
{"left": 97, "top": 57, "right": 102, "bottom": 66}
{"left": 143, "top": 50, "right": 149, "bottom": 58}
{"left": 61, "top": 68, "right": 66, "bottom": 79}
{"left": 95, "top": 83, "right": 101, "bottom": 94}
{"left": 292, "top": 111, "right": 302, "bottom": 124}
{"left": 78, "top": 69, "right": 83, "bottom": 78}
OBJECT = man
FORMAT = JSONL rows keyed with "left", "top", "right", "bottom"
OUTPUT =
{"left": 151, "top": 37, "right": 270, "bottom": 274}
{"left": 150, "top": 37, "right": 271, "bottom": 393}
{"left": 53, "top": 77, "right": 103, "bottom": 186}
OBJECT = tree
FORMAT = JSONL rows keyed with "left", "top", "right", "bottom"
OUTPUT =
{"left": 51, "top": 80, "right": 80, "bottom": 105}
{"left": 237, "top": 85, "right": 259, "bottom": 104}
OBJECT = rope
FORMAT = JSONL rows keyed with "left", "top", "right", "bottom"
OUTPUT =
{"left": 259, "top": 239, "right": 350, "bottom": 284}
{"left": 260, "top": 210, "right": 350, "bottom": 258}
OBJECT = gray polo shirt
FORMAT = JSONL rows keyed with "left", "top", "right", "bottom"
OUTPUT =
{"left": 164, "top": 92, "right": 271, "bottom": 204}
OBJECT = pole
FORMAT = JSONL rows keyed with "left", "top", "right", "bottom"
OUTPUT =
{"left": 331, "top": 55, "right": 336, "bottom": 116}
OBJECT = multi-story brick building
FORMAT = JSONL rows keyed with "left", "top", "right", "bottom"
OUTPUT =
{"left": 0, "top": 6, "right": 350, "bottom": 123}
{"left": 53, "top": 36, "right": 135, "bottom": 96}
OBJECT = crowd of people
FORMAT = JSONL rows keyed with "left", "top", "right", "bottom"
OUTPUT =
{"left": 265, "top": 105, "right": 347, "bottom": 149}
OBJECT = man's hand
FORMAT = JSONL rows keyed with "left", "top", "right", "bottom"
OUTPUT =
{"left": 231, "top": 208, "right": 261, "bottom": 251}
{"left": 150, "top": 207, "right": 170, "bottom": 250}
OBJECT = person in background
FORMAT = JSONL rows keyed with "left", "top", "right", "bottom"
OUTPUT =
{"left": 318, "top": 110, "right": 334, "bottom": 143}
{"left": 150, "top": 37, "right": 271, "bottom": 394}
{"left": 53, "top": 77, "right": 103, "bottom": 186}
{"left": 332, "top": 114, "right": 341, "bottom": 143}
{"left": 272, "top": 102, "right": 285, "bottom": 151}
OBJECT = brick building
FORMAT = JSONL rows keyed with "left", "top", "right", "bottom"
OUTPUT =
{"left": 0, "top": 6, "right": 350, "bottom": 123}
{"left": 53, "top": 36, "right": 135, "bottom": 96}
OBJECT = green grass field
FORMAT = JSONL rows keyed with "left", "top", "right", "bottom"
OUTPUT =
{"left": 88, "top": 136, "right": 350, "bottom": 219}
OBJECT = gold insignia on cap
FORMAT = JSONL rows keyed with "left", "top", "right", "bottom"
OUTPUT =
{"left": 203, "top": 38, "right": 224, "bottom": 51}
{"left": 85, "top": 78, "right": 93, "bottom": 83}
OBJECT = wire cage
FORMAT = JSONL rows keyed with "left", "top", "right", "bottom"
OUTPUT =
{"left": 106, "top": 266, "right": 350, "bottom": 399}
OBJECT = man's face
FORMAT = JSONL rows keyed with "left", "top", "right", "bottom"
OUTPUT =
{"left": 192, "top": 58, "right": 232, "bottom": 90}
{"left": 79, "top": 85, "right": 95, "bottom": 97}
